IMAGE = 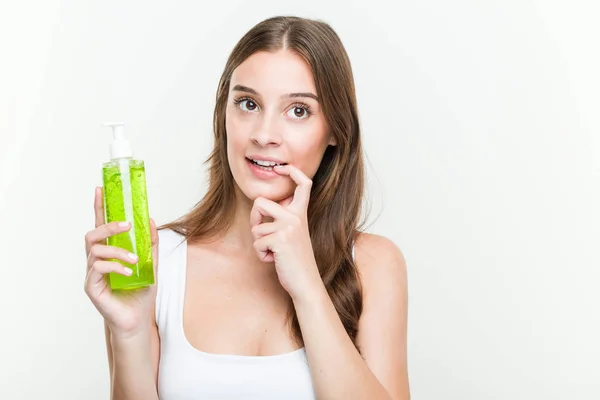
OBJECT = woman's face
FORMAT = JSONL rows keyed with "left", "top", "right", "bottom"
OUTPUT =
{"left": 225, "top": 50, "right": 335, "bottom": 203}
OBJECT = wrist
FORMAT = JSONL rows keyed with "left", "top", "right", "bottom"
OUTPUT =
{"left": 291, "top": 271, "right": 329, "bottom": 308}
{"left": 110, "top": 330, "right": 154, "bottom": 361}
{"left": 108, "top": 321, "right": 154, "bottom": 343}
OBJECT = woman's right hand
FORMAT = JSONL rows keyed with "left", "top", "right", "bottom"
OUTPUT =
{"left": 84, "top": 186, "right": 159, "bottom": 339}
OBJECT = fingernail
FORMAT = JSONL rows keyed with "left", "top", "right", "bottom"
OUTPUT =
{"left": 128, "top": 252, "right": 138, "bottom": 261}
{"left": 124, "top": 267, "right": 133, "bottom": 276}
{"left": 118, "top": 222, "right": 130, "bottom": 228}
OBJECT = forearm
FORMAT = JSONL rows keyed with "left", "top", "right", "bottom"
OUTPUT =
{"left": 293, "top": 284, "right": 391, "bottom": 400}
{"left": 109, "top": 328, "right": 159, "bottom": 400}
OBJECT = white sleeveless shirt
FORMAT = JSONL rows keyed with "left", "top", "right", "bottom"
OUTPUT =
{"left": 155, "top": 229, "right": 318, "bottom": 399}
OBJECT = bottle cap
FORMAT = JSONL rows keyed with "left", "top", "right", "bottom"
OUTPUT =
{"left": 104, "top": 122, "right": 132, "bottom": 159}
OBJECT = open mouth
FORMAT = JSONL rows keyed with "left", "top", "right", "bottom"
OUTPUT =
{"left": 247, "top": 158, "right": 288, "bottom": 171}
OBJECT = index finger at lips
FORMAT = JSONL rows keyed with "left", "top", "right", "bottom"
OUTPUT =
{"left": 274, "top": 165, "right": 312, "bottom": 211}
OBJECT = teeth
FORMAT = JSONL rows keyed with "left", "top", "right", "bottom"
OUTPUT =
{"left": 252, "top": 159, "right": 281, "bottom": 167}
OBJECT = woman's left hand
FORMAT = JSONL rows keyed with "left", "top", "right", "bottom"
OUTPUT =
{"left": 250, "top": 164, "right": 323, "bottom": 301}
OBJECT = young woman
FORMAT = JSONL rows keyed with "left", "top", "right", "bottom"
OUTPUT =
{"left": 84, "top": 15, "right": 409, "bottom": 400}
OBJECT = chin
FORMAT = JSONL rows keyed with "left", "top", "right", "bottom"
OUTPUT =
{"left": 238, "top": 184, "right": 290, "bottom": 203}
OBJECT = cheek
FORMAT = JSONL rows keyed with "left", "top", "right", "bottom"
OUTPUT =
{"left": 287, "top": 131, "right": 330, "bottom": 177}
{"left": 225, "top": 112, "right": 247, "bottom": 154}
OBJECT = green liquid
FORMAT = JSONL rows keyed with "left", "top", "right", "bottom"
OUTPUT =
{"left": 102, "top": 158, "right": 154, "bottom": 290}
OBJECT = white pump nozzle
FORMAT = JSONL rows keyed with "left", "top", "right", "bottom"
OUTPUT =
{"left": 104, "top": 122, "right": 132, "bottom": 159}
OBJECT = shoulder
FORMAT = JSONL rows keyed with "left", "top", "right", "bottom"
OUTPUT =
{"left": 353, "top": 232, "right": 408, "bottom": 301}
{"left": 354, "top": 232, "right": 407, "bottom": 281}
{"left": 157, "top": 228, "right": 186, "bottom": 255}
{"left": 353, "top": 233, "right": 410, "bottom": 400}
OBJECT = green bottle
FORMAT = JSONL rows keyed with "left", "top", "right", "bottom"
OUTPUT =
{"left": 102, "top": 122, "right": 154, "bottom": 290}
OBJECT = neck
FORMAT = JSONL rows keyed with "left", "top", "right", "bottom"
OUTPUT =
{"left": 218, "top": 186, "right": 267, "bottom": 254}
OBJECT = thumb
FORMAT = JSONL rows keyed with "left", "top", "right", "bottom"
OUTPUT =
{"left": 150, "top": 218, "right": 159, "bottom": 282}
{"left": 94, "top": 186, "right": 105, "bottom": 228}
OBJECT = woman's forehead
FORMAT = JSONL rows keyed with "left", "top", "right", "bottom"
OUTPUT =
{"left": 230, "top": 50, "right": 317, "bottom": 97}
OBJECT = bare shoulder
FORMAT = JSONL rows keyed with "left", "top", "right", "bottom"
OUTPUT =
{"left": 354, "top": 232, "right": 408, "bottom": 295}
{"left": 353, "top": 233, "right": 410, "bottom": 398}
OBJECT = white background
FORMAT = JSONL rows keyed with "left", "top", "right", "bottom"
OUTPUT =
{"left": 1, "top": 1, "right": 598, "bottom": 399}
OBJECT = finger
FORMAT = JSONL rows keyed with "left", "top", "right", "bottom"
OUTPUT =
{"left": 150, "top": 218, "right": 159, "bottom": 249}
{"left": 251, "top": 222, "right": 278, "bottom": 239}
{"left": 150, "top": 218, "right": 159, "bottom": 280}
{"left": 85, "top": 221, "right": 132, "bottom": 254}
{"left": 273, "top": 164, "right": 312, "bottom": 212}
{"left": 87, "top": 260, "right": 133, "bottom": 287}
{"left": 250, "top": 197, "right": 289, "bottom": 228}
{"left": 278, "top": 195, "right": 293, "bottom": 208}
{"left": 94, "top": 186, "right": 105, "bottom": 228}
{"left": 86, "top": 186, "right": 106, "bottom": 258}
{"left": 253, "top": 236, "right": 275, "bottom": 263}
{"left": 88, "top": 243, "right": 139, "bottom": 266}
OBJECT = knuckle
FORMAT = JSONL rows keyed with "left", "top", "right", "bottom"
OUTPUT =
{"left": 84, "top": 231, "right": 94, "bottom": 246}
{"left": 90, "top": 244, "right": 103, "bottom": 258}
{"left": 91, "top": 260, "right": 100, "bottom": 272}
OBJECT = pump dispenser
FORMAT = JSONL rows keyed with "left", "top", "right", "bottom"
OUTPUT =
{"left": 102, "top": 122, "right": 154, "bottom": 290}
{"left": 106, "top": 122, "right": 132, "bottom": 159}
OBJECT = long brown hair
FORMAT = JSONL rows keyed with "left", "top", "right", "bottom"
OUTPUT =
{"left": 161, "top": 16, "right": 366, "bottom": 349}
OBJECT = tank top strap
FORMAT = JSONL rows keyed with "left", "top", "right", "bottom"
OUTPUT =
{"left": 155, "top": 228, "right": 187, "bottom": 329}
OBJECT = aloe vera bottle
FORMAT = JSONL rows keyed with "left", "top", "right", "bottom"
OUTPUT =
{"left": 102, "top": 122, "right": 154, "bottom": 290}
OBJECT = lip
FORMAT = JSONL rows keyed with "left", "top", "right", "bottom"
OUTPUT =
{"left": 246, "top": 158, "right": 282, "bottom": 179}
{"left": 246, "top": 155, "right": 288, "bottom": 165}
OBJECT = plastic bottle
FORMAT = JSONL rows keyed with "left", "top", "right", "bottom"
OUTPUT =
{"left": 101, "top": 122, "right": 154, "bottom": 290}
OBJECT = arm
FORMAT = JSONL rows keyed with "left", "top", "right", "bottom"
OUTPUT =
{"left": 88, "top": 187, "right": 162, "bottom": 399}
{"left": 104, "top": 322, "right": 114, "bottom": 391}
{"left": 248, "top": 166, "right": 409, "bottom": 398}
{"left": 104, "top": 310, "right": 161, "bottom": 399}
{"left": 294, "top": 233, "right": 410, "bottom": 400}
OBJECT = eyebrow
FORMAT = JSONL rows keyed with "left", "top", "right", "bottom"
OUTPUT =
{"left": 231, "top": 84, "right": 319, "bottom": 101}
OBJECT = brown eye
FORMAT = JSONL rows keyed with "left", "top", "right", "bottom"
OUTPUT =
{"left": 287, "top": 106, "right": 310, "bottom": 120}
{"left": 245, "top": 100, "right": 257, "bottom": 111}
{"left": 236, "top": 98, "right": 259, "bottom": 113}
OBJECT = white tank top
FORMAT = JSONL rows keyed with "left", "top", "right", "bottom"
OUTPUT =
{"left": 155, "top": 229, "right": 318, "bottom": 399}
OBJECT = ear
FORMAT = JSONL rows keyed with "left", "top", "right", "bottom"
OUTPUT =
{"left": 328, "top": 134, "right": 337, "bottom": 146}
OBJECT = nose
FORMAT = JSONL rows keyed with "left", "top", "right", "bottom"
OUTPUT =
{"left": 249, "top": 113, "right": 282, "bottom": 147}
